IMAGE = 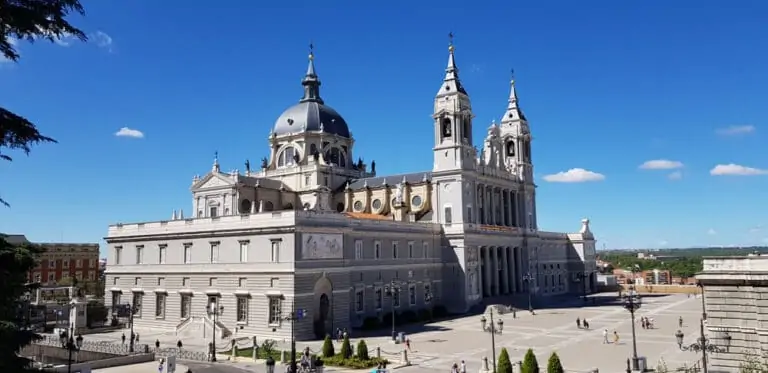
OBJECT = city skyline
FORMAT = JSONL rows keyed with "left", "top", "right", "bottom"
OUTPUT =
{"left": 1, "top": 1, "right": 767, "bottom": 250}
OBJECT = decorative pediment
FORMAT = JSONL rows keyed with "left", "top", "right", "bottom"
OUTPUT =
{"left": 191, "top": 173, "right": 234, "bottom": 191}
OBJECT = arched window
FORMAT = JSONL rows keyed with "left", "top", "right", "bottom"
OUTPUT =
{"left": 506, "top": 140, "right": 515, "bottom": 156}
{"left": 524, "top": 141, "right": 531, "bottom": 160}
{"left": 336, "top": 203, "right": 345, "bottom": 212}
{"left": 263, "top": 201, "right": 274, "bottom": 212}
{"left": 329, "top": 147, "right": 346, "bottom": 167}
{"left": 240, "top": 199, "right": 251, "bottom": 214}
{"left": 463, "top": 121, "right": 469, "bottom": 139}
{"left": 277, "top": 147, "right": 297, "bottom": 168}
{"left": 441, "top": 118, "right": 452, "bottom": 138}
{"left": 310, "top": 144, "right": 318, "bottom": 156}
{"left": 283, "top": 203, "right": 294, "bottom": 210}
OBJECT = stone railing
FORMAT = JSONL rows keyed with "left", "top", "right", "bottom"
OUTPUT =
{"left": 34, "top": 335, "right": 151, "bottom": 356}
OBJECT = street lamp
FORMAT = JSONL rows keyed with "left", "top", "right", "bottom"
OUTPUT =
{"left": 622, "top": 288, "right": 642, "bottom": 371}
{"left": 383, "top": 280, "right": 403, "bottom": 341}
{"left": 209, "top": 303, "right": 224, "bottom": 362}
{"left": 522, "top": 272, "right": 534, "bottom": 312}
{"left": 575, "top": 271, "right": 589, "bottom": 303}
{"left": 479, "top": 309, "right": 504, "bottom": 373}
{"left": 59, "top": 331, "right": 81, "bottom": 373}
{"left": 123, "top": 303, "right": 140, "bottom": 353}
{"left": 696, "top": 282, "right": 707, "bottom": 320}
{"left": 279, "top": 304, "right": 306, "bottom": 373}
{"left": 674, "top": 318, "right": 730, "bottom": 373}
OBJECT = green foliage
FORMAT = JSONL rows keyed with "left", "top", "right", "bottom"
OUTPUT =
{"left": 598, "top": 253, "right": 704, "bottom": 278}
{"left": 259, "top": 340, "right": 277, "bottom": 359}
{"left": 322, "top": 335, "right": 335, "bottom": 357}
{"left": 497, "top": 348, "right": 513, "bottom": 373}
{"left": 739, "top": 348, "right": 768, "bottom": 373}
{"left": 323, "top": 355, "right": 388, "bottom": 369}
{"left": 0, "top": 237, "right": 43, "bottom": 371}
{"left": 521, "top": 348, "right": 539, "bottom": 373}
{"left": 355, "top": 339, "right": 369, "bottom": 360}
{"left": 0, "top": 0, "right": 86, "bottom": 206}
{"left": 340, "top": 334, "right": 352, "bottom": 359}
{"left": 546, "top": 352, "right": 564, "bottom": 373}
{"left": 86, "top": 301, "right": 108, "bottom": 327}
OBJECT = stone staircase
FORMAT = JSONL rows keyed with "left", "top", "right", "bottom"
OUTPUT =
{"left": 175, "top": 316, "right": 232, "bottom": 341}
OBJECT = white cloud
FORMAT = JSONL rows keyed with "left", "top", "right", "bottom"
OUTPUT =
{"left": 658, "top": 240, "right": 668, "bottom": 247}
{"left": 115, "top": 127, "right": 144, "bottom": 138}
{"left": 639, "top": 159, "right": 684, "bottom": 170}
{"left": 91, "top": 31, "right": 114, "bottom": 52}
{"left": 668, "top": 171, "right": 683, "bottom": 180}
{"left": 710, "top": 164, "right": 768, "bottom": 176}
{"left": 542, "top": 168, "right": 605, "bottom": 183}
{"left": 717, "top": 125, "right": 756, "bottom": 136}
{"left": 707, "top": 228, "right": 717, "bottom": 235}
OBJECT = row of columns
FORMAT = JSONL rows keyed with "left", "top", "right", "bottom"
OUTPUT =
{"left": 477, "top": 246, "right": 525, "bottom": 298}
{"left": 475, "top": 184, "right": 525, "bottom": 227}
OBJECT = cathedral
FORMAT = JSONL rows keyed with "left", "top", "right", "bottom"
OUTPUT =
{"left": 103, "top": 39, "right": 597, "bottom": 342}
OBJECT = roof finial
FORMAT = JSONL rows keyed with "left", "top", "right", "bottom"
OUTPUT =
{"left": 309, "top": 41, "right": 315, "bottom": 61}
{"left": 212, "top": 151, "right": 220, "bottom": 172}
{"left": 510, "top": 68, "right": 516, "bottom": 84}
{"left": 448, "top": 32, "right": 455, "bottom": 53}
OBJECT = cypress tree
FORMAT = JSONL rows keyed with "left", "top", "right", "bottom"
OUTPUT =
{"left": 521, "top": 348, "right": 539, "bottom": 373}
{"left": 356, "top": 339, "right": 369, "bottom": 360}
{"left": 340, "top": 334, "right": 352, "bottom": 359}
{"left": 321, "top": 334, "right": 334, "bottom": 357}
{"left": 497, "top": 347, "right": 513, "bottom": 373}
{"left": 547, "top": 352, "right": 564, "bottom": 373}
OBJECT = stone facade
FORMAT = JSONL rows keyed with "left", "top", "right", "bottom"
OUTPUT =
{"left": 104, "top": 41, "right": 597, "bottom": 342}
{"left": 697, "top": 256, "right": 768, "bottom": 372}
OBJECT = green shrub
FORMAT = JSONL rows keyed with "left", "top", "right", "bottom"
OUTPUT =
{"left": 340, "top": 334, "right": 353, "bottom": 359}
{"left": 361, "top": 316, "right": 380, "bottom": 330}
{"left": 323, "top": 354, "right": 388, "bottom": 369}
{"left": 497, "top": 347, "right": 513, "bottom": 373}
{"left": 356, "top": 340, "right": 369, "bottom": 360}
{"left": 417, "top": 308, "right": 433, "bottom": 322}
{"left": 521, "top": 348, "right": 539, "bottom": 373}
{"left": 547, "top": 352, "right": 564, "bottom": 373}
{"left": 322, "top": 335, "right": 335, "bottom": 358}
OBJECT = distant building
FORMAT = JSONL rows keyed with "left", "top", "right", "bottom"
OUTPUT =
{"left": 611, "top": 268, "right": 672, "bottom": 285}
{"left": 3, "top": 234, "right": 100, "bottom": 288}
{"left": 697, "top": 255, "right": 768, "bottom": 372}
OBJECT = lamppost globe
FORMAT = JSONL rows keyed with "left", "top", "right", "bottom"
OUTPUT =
{"left": 497, "top": 318, "right": 504, "bottom": 332}
{"left": 675, "top": 330, "right": 684, "bottom": 347}
{"left": 480, "top": 315, "right": 487, "bottom": 330}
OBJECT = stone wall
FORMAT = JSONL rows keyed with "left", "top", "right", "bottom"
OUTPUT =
{"left": 21, "top": 343, "right": 119, "bottom": 362}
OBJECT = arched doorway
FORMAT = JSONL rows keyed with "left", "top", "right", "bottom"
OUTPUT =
{"left": 313, "top": 276, "right": 333, "bottom": 339}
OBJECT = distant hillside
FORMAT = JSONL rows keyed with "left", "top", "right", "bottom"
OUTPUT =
{"left": 599, "top": 246, "right": 768, "bottom": 258}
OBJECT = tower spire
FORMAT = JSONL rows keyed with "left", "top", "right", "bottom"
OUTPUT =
{"left": 443, "top": 32, "right": 466, "bottom": 94}
{"left": 502, "top": 68, "right": 526, "bottom": 122}
{"left": 300, "top": 42, "right": 323, "bottom": 103}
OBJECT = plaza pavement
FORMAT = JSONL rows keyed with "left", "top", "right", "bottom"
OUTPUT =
{"left": 68, "top": 293, "right": 707, "bottom": 372}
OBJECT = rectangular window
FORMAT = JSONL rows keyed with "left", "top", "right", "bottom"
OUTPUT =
{"left": 207, "top": 296, "right": 219, "bottom": 314}
{"left": 209, "top": 242, "right": 219, "bottom": 263}
{"left": 375, "top": 288, "right": 383, "bottom": 310}
{"left": 209, "top": 207, "right": 218, "bottom": 218}
{"left": 393, "top": 288, "right": 401, "bottom": 308}
{"left": 238, "top": 278, "right": 247, "bottom": 287}
{"left": 423, "top": 243, "right": 429, "bottom": 258}
{"left": 75, "top": 271, "right": 82, "bottom": 280}
{"left": 155, "top": 293, "right": 166, "bottom": 318}
{"left": 48, "top": 273, "right": 55, "bottom": 282}
{"left": 271, "top": 240, "right": 280, "bottom": 262}
{"left": 114, "top": 247, "right": 122, "bottom": 265}
{"left": 34, "top": 273, "right": 41, "bottom": 283}
{"left": 63, "top": 259, "right": 69, "bottom": 268}
{"left": 183, "top": 244, "right": 192, "bottom": 263}
{"left": 355, "top": 240, "right": 363, "bottom": 260}
{"left": 236, "top": 296, "right": 248, "bottom": 323}
{"left": 392, "top": 242, "right": 398, "bottom": 259}
{"left": 180, "top": 294, "right": 191, "bottom": 318}
{"left": 268, "top": 297, "right": 281, "bottom": 325}
{"left": 424, "top": 283, "right": 432, "bottom": 303}
{"left": 132, "top": 293, "right": 143, "bottom": 318}
{"left": 408, "top": 242, "right": 414, "bottom": 258}
{"left": 239, "top": 241, "right": 249, "bottom": 262}
{"left": 135, "top": 246, "right": 144, "bottom": 264}
{"left": 374, "top": 241, "right": 381, "bottom": 259}
{"left": 158, "top": 277, "right": 165, "bottom": 286}
{"left": 135, "top": 277, "right": 142, "bottom": 286}
{"left": 270, "top": 278, "right": 279, "bottom": 288}
{"left": 88, "top": 272, "right": 95, "bottom": 280}
{"left": 113, "top": 277, "right": 119, "bottom": 285}
{"left": 182, "top": 277, "right": 190, "bottom": 287}
{"left": 111, "top": 291, "right": 121, "bottom": 308}
{"left": 49, "top": 259, "right": 56, "bottom": 269}
{"left": 444, "top": 206, "right": 452, "bottom": 225}
{"left": 209, "top": 278, "right": 217, "bottom": 287}
{"left": 75, "top": 259, "right": 83, "bottom": 268}
{"left": 408, "top": 284, "right": 416, "bottom": 306}
{"left": 355, "top": 289, "right": 364, "bottom": 313}
{"left": 158, "top": 245, "right": 167, "bottom": 264}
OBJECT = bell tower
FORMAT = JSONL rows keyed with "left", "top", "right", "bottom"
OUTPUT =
{"left": 433, "top": 33, "right": 475, "bottom": 172}
{"left": 498, "top": 72, "right": 537, "bottom": 230}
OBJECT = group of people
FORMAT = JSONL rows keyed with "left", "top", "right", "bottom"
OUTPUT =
{"left": 603, "top": 329, "right": 620, "bottom": 344}
{"left": 641, "top": 316, "right": 655, "bottom": 329}
{"left": 576, "top": 317, "right": 591, "bottom": 329}
{"left": 450, "top": 360, "right": 467, "bottom": 373}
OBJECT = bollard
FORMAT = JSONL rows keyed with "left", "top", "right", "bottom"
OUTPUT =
{"left": 401, "top": 350, "right": 410, "bottom": 366}
{"left": 517, "top": 360, "right": 523, "bottom": 372}
{"left": 479, "top": 356, "right": 490, "bottom": 373}
{"left": 376, "top": 347, "right": 381, "bottom": 359}
{"left": 281, "top": 350, "right": 287, "bottom": 364}
{"left": 253, "top": 345, "right": 258, "bottom": 362}
{"left": 232, "top": 345, "right": 238, "bottom": 361}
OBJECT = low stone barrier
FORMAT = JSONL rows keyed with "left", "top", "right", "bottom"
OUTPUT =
{"left": 620, "top": 284, "right": 700, "bottom": 294}
{"left": 44, "top": 353, "right": 155, "bottom": 372}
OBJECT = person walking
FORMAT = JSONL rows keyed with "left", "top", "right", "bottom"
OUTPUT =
{"left": 679, "top": 316, "right": 683, "bottom": 328}
{"left": 121, "top": 333, "right": 126, "bottom": 345}
{"left": 613, "top": 330, "right": 620, "bottom": 345}
{"left": 603, "top": 329, "right": 609, "bottom": 344}
{"left": 451, "top": 362, "right": 459, "bottom": 373}
{"left": 583, "top": 319, "right": 590, "bottom": 329}
{"left": 576, "top": 317, "right": 581, "bottom": 329}
{"left": 460, "top": 360, "right": 467, "bottom": 373}
{"left": 405, "top": 338, "right": 411, "bottom": 351}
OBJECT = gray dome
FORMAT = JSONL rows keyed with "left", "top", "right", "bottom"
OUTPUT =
{"left": 273, "top": 101, "right": 350, "bottom": 138}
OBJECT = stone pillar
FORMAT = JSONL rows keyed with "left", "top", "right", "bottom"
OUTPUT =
{"left": 491, "top": 248, "right": 499, "bottom": 296}
{"left": 479, "top": 356, "right": 490, "bottom": 373}
{"left": 485, "top": 187, "right": 492, "bottom": 224}
{"left": 501, "top": 247, "right": 510, "bottom": 294}
{"left": 376, "top": 347, "right": 381, "bottom": 359}
{"left": 483, "top": 248, "right": 492, "bottom": 298}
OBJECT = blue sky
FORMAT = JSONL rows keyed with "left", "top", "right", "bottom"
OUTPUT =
{"left": 1, "top": 1, "right": 767, "bottom": 252}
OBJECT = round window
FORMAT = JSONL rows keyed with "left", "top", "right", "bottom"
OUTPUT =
{"left": 411, "top": 195, "right": 422, "bottom": 207}
{"left": 336, "top": 203, "right": 345, "bottom": 212}
{"left": 372, "top": 199, "right": 382, "bottom": 210}
{"left": 353, "top": 201, "right": 363, "bottom": 211}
